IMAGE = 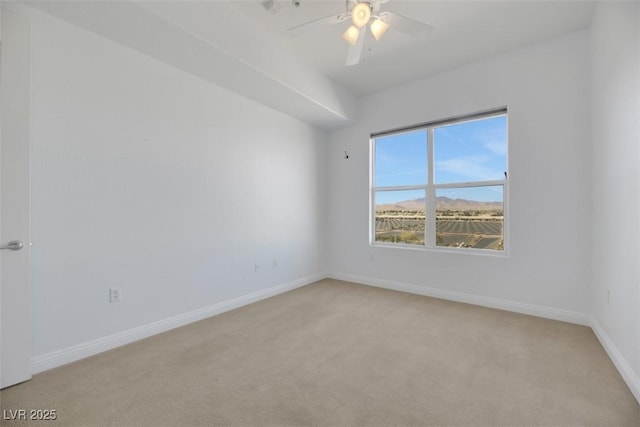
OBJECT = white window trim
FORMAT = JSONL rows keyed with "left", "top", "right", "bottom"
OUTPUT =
{"left": 370, "top": 109, "right": 509, "bottom": 256}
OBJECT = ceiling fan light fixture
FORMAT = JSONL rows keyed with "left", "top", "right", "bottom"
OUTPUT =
{"left": 342, "top": 25, "right": 360, "bottom": 45}
{"left": 351, "top": 2, "right": 371, "bottom": 28}
{"left": 370, "top": 18, "right": 389, "bottom": 41}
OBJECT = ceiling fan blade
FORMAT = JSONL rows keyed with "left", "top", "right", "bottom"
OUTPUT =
{"left": 360, "top": 29, "right": 375, "bottom": 63}
{"left": 287, "top": 13, "right": 348, "bottom": 34}
{"left": 382, "top": 11, "right": 433, "bottom": 38}
{"left": 346, "top": 28, "right": 366, "bottom": 66}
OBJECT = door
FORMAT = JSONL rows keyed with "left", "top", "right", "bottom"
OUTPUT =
{"left": 0, "top": 6, "right": 32, "bottom": 389}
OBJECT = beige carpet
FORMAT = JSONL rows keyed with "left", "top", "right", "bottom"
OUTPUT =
{"left": 1, "top": 279, "right": 639, "bottom": 426}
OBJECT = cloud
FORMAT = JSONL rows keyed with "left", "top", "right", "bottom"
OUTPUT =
{"left": 436, "top": 156, "right": 503, "bottom": 182}
{"left": 483, "top": 138, "right": 507, "bottom": 156}
{"left": 378, "top": 168, "right": 426, "bottom": 178}
{"left": 475, "top": 120, "right": 507, "bottom": 156}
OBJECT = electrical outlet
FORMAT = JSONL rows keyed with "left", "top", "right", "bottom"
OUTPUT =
{"left": 254, "top": 263, "right": 260, "bottom": 272}
{"left": 607, "top": 289, "right": 610, "bottom": 304}
{"left": 272, "top": 259, "right": 278, "bottom": 269}
{"left": 109, "top": 288, "right": 121, "bottom": 303}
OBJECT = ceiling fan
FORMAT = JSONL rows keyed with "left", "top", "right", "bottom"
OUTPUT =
{"left": 286, "top": 0, "right": 433, "bottom": 66}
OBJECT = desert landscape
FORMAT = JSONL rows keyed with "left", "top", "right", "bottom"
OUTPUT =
{"left": 375, "top": 197, "right": 504, "bottom": 250}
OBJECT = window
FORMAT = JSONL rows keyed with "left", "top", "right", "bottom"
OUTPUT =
{"left": 371, "top": 110, "right": 508, "bottom": 253}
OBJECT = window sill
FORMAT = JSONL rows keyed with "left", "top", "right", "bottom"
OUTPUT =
{"left": 370, "top": 241, "right": 509, "bottom": 258}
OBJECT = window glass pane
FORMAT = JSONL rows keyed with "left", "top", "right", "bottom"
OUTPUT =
{"left": 434, "top": 115, "right": 507, "bottom": 184}
{"left": 435, "top": 186, "right": 503, "bottom": 251}
{"left": 374, "top": 130, "right": 427, "bottom": 187}
{"left": 375, "top": 189, "right": 425, "bottom": 245}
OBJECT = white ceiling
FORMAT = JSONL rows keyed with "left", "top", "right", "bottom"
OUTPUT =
{"left": 232, "top": 0, "right": 596, "bottom": 96}
{"left": 23, "top": 1, "right": 597, "bottom": 129}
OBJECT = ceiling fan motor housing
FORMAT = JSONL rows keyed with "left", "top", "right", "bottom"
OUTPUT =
{"left": 351, "top": 2, "right": 372, "bottom": 28}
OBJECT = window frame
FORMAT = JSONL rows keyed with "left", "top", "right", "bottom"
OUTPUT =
{"left": 370, "top": 108, "right": 509, "bottom": 256}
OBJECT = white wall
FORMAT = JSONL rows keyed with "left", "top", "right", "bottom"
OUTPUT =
{"left": 327, "top": 31, "right": 592, "bottom": 319}
{"left": 590, "top": 1, "right": 640, "bottom": 400}
{"left": 28, "top": 11, "right": 327, "bottom": 358}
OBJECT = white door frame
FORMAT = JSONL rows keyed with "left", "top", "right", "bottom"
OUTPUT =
{"left": 0, "top": 5, "right": 33, "bottom": 389}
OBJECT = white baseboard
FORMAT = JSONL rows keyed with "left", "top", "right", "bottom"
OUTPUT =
{"left": 31, "top": 273, "right": 326, "bottom": 374}
{"left": 590, "top": 318, "right": 640, "bottom": 404}
{"left": 328, "top": 272, "right": 591, "bottom": 326}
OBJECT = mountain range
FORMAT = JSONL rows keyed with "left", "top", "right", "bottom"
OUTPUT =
{"left": 377, "top": 197, "right": 503, "bottom": 212}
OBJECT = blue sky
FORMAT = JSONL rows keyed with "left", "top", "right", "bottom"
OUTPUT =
{"left": 375, "top": 115, "right": 506, "bottom": 204}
